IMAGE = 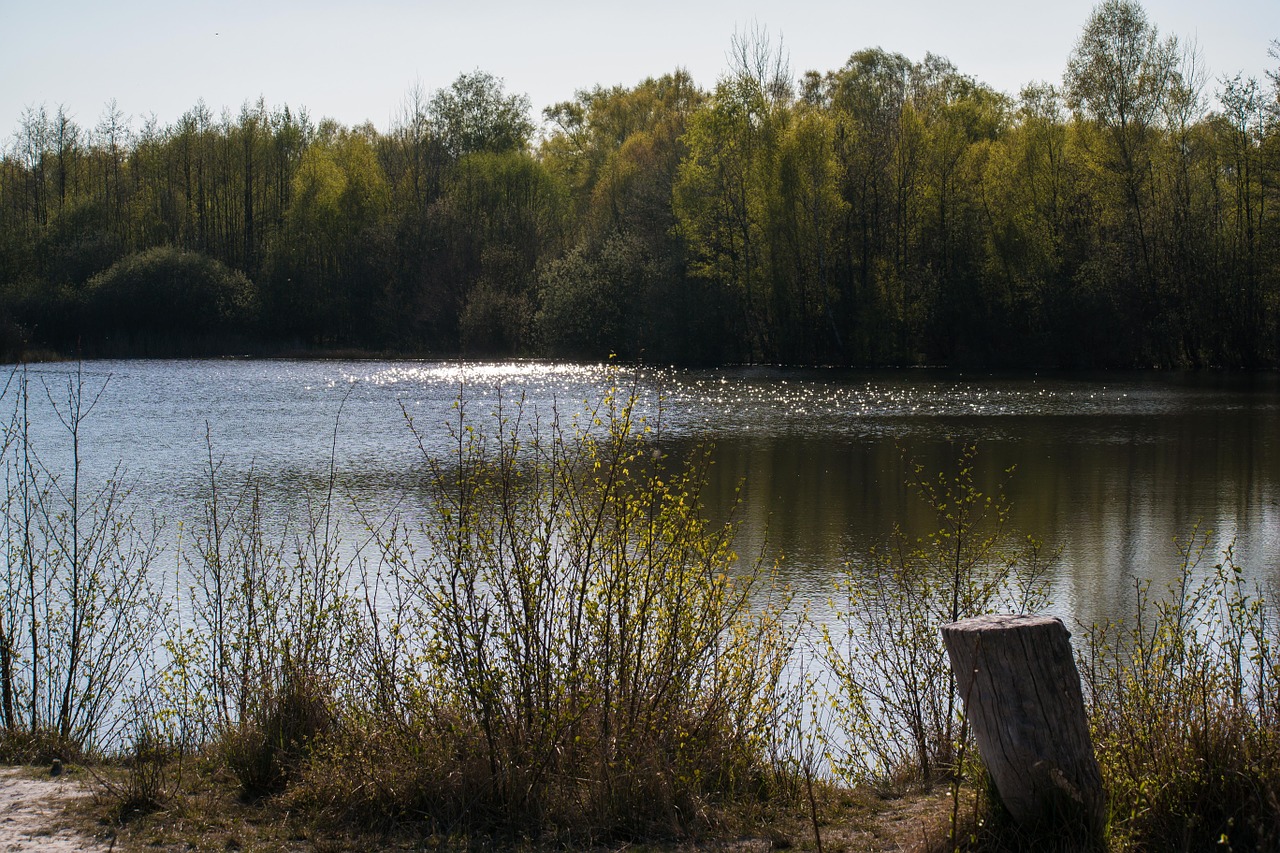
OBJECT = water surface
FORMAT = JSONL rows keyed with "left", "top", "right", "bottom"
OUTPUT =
{"left": 11, "top": 360, "right": 1279, "bottom": 629}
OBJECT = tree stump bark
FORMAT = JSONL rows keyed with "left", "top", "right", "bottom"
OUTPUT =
{"left": 942, "top": 614, "right": 1105, "bottom": 845}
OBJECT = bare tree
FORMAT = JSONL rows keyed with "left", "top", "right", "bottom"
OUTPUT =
{"left": 727, "top": 23, "right": 793, "bottom": 110}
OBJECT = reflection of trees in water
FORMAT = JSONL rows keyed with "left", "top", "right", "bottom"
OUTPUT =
{"left": 692, "top": 407, "right": 1280, "bottom": 630}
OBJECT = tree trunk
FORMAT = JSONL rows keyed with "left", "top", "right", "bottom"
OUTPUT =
{"left": 942, "top": 614, "right": 1105, "bottom": 846}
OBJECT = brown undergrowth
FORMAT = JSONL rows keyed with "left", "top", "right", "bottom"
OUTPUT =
{"left": 64, "top": 756, "right": 972, "bottom": 853}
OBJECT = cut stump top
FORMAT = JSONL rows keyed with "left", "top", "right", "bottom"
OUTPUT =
{"left": 944, "top": 613, "right": 1065, "bottom": 634}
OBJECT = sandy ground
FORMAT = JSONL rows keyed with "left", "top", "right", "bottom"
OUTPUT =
{"left": 0, "top": 767, "right": 106, "bottom": 852}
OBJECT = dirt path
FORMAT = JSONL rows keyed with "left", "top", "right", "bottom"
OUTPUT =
{"left": 0, "top": 767, "right": 106, "bottom": 851}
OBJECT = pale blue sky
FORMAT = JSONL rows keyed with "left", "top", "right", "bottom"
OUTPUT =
{"left": 3, "top": 0, "right": 1277, "bottom": 140}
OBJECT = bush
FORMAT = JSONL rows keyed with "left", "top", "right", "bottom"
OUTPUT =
{"left": 0, "top": 276, "right": 81, "bottom": 356}
{"left": 221, "top": 664, "right": 334, "bottom": 799}
{"left": 535, "top": 234, "right": 655, "bottom": 359}
{"left": 458, "top": 278, "right": 532, "bottom": 355}
{"left": 306, "top": 384, "right": 794, "bottom": 839}
{"left": 1082, "top": 533, "right": 1280, "bottom": 851}
{"left": 96, "top": 701, "right": 183, "bottom": 819}
{"left": 83, "top": 246, "right": 258, "bottom": 346}
{"left": 535, "top": 243, "right": 621, "bottom": 359}
{"left": 171, "top": 428, "right": 355, "bottom": 798}
{"left": 0, "top": 367, "right": 163, "bottom": 758}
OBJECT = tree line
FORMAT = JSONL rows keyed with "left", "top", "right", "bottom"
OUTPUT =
{"left": 1, "top": 0, "right": 1278, "bottom": 367}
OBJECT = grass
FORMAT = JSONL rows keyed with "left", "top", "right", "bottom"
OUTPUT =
{"left": 64, "top": 756, "right": 971, "bottom": 852}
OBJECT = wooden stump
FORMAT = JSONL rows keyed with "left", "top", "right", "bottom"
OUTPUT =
{"left": 942, "top": 614, "right": 1105, "bottom": 845}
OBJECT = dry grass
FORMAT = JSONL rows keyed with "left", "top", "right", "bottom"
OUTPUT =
{"left": 0, "top": 727, "right": 89, "bottom": 766}
{"left": 62, "top": 760, "right": 974, "bottom": 853}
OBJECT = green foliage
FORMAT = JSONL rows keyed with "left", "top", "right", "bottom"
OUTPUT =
{"left": 1065, "top": 0, "right": 1178, "bottom": 135}
{"left": 443, "top": 151, "right": 565, "bottom": 354}
{"left": 542, "top": 71, "right": 703, "bottom": 245}
{"left": 819, "top": 445, "right": 1052, "bottom": 788}
{"left": 266, "top": 126, "right": 391, "bottom": 344}
{"left": 0, "top": 277, "right": 80, "bottom": 359}
{"left": 540, "top": 72, "right": 727, "bottom": 363}
{"left": 771, "top": 106, "right": 849, "bottom": 359}
{"left": 84, "top": 246, "right": 258, "bottom": 348}
{"left": 535, "top": 242, "right": 624, "bottom": 358}
{"left": 1082, "top": 533, "right": 1280, "bottom": 851}
{"left": 674, "top": 61, "right": 788, "bottom": 361}
{"left": 429, "top": 70, "right": 535, "bottom": 159}
{"left": 535, "top": 233, "right": 653, "bottom": 359}
{"left": 3, "top": 16, "right": 1280, "bottom": 365}
{"left": 458, "top": 277, "right": 534, "bottom": 354}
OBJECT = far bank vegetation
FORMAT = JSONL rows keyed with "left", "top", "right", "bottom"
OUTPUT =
{"left": 1, "top": 0, "right": 1279, "bottom": 368}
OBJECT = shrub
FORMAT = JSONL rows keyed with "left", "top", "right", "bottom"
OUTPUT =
{"left": 458, "top": 278, "right": 532, "bottom": 355}
{"left": 95, "top": 697, "right": 184, "bottom": 819}
{"left": 819, "top": 445, "right": 1053, "bottom": 789}
{"left": 169, "top": 424, "right": 356, "bottom": 798}
{"left": 535, "top": 233, "right": 657, "bottom": 359}
{"left": 311, "top": 383, "right": 794, "bottom": 839}
{"left": 83, "top": 246, "right": 258, "bottom": 344}
{"left": 535, "top": 242, "right": 623, "bottom": 359}
{"left": 1082, "top": 533, "right": 1280, "bottom": 851}
{"left": 220, "top": 663, "right": 334, "bottom": 798}
{"left": 0, "top": 366, "right": 163, "bottom": 758}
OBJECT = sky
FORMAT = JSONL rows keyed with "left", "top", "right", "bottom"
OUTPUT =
{"left": 2, "top": 0, "right": 1277, "bottom": 141}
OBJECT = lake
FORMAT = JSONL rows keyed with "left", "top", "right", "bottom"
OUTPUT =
{"left": 9, "top": 359, "right": 1280, "bottom": 631}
